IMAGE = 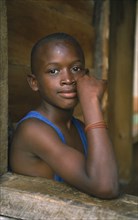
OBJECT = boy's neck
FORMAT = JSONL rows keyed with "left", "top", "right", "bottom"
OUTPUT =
{"left": 36, "top": 103, "right": 74, "bottom": 128}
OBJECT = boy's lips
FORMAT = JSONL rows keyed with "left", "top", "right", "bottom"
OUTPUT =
{"left": 58, "top": 89, "right": 77, "bottom": 98}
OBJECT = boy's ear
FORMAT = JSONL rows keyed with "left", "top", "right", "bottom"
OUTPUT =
{"left": 27, "top": 74, "right": 39, "bottom": 91}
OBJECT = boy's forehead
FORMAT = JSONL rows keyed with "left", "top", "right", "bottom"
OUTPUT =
{"left": 37, "top": 39, "right": 80, "bottom": 55}
{"left": 31, "top": 37, "right": 85, "bottom": 73}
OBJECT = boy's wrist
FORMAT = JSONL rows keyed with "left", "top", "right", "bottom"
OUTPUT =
{"left": 80, "top": 96, "right": 101, "bottom": 109}
{"left": 80, "top": 97, "right": 104, "bottom": 124}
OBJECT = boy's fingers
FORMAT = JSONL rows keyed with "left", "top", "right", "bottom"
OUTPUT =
{"left": 102, "top": 79, "right": 107, "bottom": 82}
{"left": 102, "top": 79, "right": 108, "bottom": 85}
{"left": 85, "top": 68, "right": 89, "bottom": 75}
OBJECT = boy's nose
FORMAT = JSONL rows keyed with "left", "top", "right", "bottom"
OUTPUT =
{"left": 60, "top": 69, "right": 76, "bottom": 85}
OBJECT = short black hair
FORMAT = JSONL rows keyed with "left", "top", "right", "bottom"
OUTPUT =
{"left": 31, "top": 32, "right": 85, "bottom": 74}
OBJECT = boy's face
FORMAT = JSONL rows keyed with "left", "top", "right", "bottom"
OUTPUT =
{"left": 32, "top": 40, "right": 85, "bottom": 110}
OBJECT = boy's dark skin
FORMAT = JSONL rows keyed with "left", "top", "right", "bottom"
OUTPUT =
{"left": 10, "top": 37, "right": 119, "bottom": 199}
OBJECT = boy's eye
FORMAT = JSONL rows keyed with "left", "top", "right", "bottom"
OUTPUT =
{"left": 48, "top": 69, "right": 59, "bottom": 75}
{"left": 71, "top": 66, "right": 83, "bottom": 74}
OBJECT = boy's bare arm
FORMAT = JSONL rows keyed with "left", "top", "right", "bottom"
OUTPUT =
{"left": 76, "top": 74, "right": 119, "bottom": 198}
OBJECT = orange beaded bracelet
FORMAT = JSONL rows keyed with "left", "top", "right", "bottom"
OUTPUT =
{"left": 85, "top": 121, "right": 107, "bottom": 133}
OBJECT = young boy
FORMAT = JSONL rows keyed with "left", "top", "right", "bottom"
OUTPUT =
{"left": 10, "top": 32, "right": 119, "bottom": 198}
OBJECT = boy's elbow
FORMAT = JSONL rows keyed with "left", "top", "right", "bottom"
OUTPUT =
{"left": 88, "top": 181, "right": 119, "bottom": 199}
{"left": 99, "top": 186, "right": 119, "bottom": 199}
{"left": 96, "top": 182, "right": 119, "bottom": 199}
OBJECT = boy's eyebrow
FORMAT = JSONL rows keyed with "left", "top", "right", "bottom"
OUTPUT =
{"left": 43, "top": 62, "right": 60, "bottom": 68}
{"left": 45, "top": 60, "right": 83, "bottom": 67}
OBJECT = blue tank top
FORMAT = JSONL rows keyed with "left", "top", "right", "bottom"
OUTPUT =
{"left": 18, "top": 111, "right": 88, "bottom": 182}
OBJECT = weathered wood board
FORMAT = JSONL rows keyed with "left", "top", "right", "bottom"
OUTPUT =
{"left": 0, "top": 173, "right": 138, "bottom": 220}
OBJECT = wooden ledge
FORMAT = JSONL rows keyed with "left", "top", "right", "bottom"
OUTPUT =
{"left": 0, "top": 173, "right": 138, "bottom": 220}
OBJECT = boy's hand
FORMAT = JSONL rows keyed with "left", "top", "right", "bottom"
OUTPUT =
{"left": 77, "top": 71, "right": 107, "bottom": 102}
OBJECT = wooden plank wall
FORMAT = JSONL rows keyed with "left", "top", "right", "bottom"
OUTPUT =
{"left": 0, "top": 0, "right": 8, "bottom": 175}
{"left": 108, "top": 0, "right": 136, "bottom": 182}
{"left": 7, "top": 0, "right": 95, "bottom": 122}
